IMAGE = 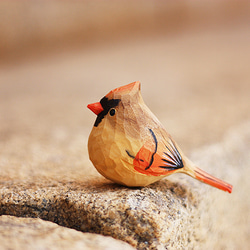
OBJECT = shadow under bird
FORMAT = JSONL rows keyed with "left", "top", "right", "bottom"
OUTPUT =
{"left": 87, "top": 81, "right": 233, "bottom": 193}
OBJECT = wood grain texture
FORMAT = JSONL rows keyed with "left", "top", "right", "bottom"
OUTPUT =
{"left": 88, "top": 81, "right": 233, "bottom": 192}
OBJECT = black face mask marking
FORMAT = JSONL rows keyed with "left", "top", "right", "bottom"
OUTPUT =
{"left": 94, "top": 97, "right": 120, "bottom": 127}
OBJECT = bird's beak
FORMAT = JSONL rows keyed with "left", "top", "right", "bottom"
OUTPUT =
{"left": 87, "top": 102, "right": 104, "bottom": 115}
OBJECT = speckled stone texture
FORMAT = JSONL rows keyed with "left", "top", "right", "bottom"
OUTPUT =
{"left": 0, "top": 178, "right": 198, "bottom": 249}
{"left": 0, "top": 215, "right": 135, "bottom": 250}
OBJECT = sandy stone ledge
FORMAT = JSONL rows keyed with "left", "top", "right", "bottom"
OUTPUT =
{"left": 0, "top": 215, "right": 135, "bottom": 250}
{"left": 0, "top": 121, "right": 249, "bottom": 249}
{"left": 0, "top": 177, "right": 200, "bottom": 249}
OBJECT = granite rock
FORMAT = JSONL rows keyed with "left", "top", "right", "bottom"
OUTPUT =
{"left": 0, "top": 215, "right": 135, "bottom": 250}
{"left": 0, "top": 172, "right": 199, "bottom": 249}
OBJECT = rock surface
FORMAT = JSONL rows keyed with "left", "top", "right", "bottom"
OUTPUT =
{"left": 0, "top": 122, "right": 249, "bottom": 249}
{"left": 0, "top": 20, "right": 249, "bottom": 249}
{"left": 0, "top": 174, "right": 199, "bottom": 249}
{"left": 0, "top": 215, "right": 135, "bottom": 250}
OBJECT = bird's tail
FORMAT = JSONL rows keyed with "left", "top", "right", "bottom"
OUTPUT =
{"left": 193, "top": 166, "right": 232, "bottom": 193}
{"left": 183, "top": 159, "right": 233, "bottom": 193}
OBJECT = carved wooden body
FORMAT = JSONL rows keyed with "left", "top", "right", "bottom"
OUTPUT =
{"left": 88, "top": 81, "right": 232, "bottom": 193}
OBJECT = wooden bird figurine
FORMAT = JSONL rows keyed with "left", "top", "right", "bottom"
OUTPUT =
{"left": 87, "top": 81, "right": 233, "bottom": 193}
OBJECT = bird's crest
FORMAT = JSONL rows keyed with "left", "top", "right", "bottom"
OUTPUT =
{"left": 106, "top": 81, "right": 140, "bottom": 99}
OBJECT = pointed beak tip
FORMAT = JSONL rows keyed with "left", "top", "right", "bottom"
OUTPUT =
{"left": 87, "top": 102, "right": 104, "bottom": 115}
{"left": 86, "top": 104, "right": 92, "bottom": 110}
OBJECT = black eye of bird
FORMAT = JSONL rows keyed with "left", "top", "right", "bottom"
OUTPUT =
{"left": 109, "top": 108, "right": 116, "bottom": 116}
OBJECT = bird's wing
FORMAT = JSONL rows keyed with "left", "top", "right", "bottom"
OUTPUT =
{"left": 132, "top": 129, "right": 184, "bottom": 176}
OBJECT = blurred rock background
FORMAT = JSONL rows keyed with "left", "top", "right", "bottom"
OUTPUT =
{"left": 0, "top": 0, "right": 249, "bottom": 249}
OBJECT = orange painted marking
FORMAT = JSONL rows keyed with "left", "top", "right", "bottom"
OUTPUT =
{"left": 87, "top": 102, "right": 104, "bottom": 115}
{"left": 106, "top": 81, "right": 140, "bottom": 97}
{"left": 194, "top": 167, "right": 233, "bottom": 193}
{"left": 133, "top": 145, "right": 175, "bottom": 176}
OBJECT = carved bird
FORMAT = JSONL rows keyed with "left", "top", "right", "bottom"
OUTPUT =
{"left": 87, "top": 81, "right": 232, "bottom": 193}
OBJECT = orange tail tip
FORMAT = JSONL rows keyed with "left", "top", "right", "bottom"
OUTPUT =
{"left": 193, "top": 167, "right": 233, "bottom": 193}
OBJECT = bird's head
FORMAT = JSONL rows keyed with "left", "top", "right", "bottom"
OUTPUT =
{"left": 87, "top": 81, "right": 142, "bottom": 128}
